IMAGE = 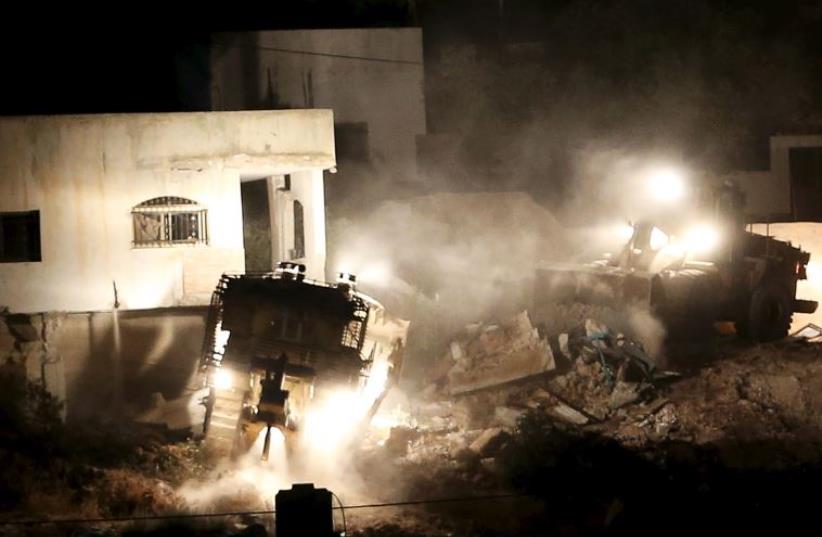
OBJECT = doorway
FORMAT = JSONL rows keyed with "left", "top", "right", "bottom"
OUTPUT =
{"left": 790, "top": 146, "right": 822, "bottom": 221}
{"left": 240, "top": 178, "right": 272, "bottom": 272}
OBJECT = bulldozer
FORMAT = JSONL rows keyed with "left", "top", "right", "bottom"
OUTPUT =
{"left": 199, "top": 262, "right": 408, "bottom": 459}
{"left": 536, "top": 178, "right": 817, "bottom": 342}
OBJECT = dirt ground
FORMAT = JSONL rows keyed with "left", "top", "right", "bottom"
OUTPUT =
{"left": 3, "top": 336, "right": 822, "bottom": 536}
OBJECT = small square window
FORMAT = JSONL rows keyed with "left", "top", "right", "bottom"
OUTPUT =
{"left": 0, "top": 210, "right": 41, "bottom": 263}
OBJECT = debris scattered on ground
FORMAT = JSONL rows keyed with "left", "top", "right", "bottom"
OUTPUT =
{"left": 791, "top": 323, "right": 822, "bottom": 342}
{"left": 400, "top": 312, "right": 822, "bottom": 483}
{"left": 444, "top": 311, "right": 556, "bottom": 395}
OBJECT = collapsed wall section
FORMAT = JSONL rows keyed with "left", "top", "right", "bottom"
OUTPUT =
{"left": 0, "top": 307, "right": 206, "bottom": 422}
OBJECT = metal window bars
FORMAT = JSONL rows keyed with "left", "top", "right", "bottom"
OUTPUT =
{"left": 132, "top": 197, "right": 208, "bottom": 247}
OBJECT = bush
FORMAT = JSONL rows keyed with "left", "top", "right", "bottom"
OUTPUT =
{"left": 0, "top": 368, "right": 65, "bottom": 459}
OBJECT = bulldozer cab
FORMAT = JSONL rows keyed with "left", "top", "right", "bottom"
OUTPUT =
{"left": 536, "top": 177, "right": 816, "bottom": 343}
{"left": 203, "top": 264, "right": 369, "bottom": 375}
{"left": 199, "top": 262, "right": 408, "bottom": 459}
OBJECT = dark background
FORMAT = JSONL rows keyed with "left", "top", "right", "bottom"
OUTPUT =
{"left": 2, "top": 1, "right": 821, "bottom": 180}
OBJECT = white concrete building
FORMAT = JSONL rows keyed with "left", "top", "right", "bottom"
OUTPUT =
{"left": 210, "top": 28, "right": 427, "bottom": 193}
{"left": 0, "top": 110, "right": 336, "bottom": 314}
{"left": 729, "top": 134, "right": 822, "bottom": 222}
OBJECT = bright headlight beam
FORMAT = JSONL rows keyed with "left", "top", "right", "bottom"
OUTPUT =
{"left": 618, "top": 223, "right": 635, "bottom": 242}
{"left": 648, "top": 168, "right": 686, "bottom": 202}
{"left": 683, "top": 224, "right": 721, "bottom": 255}
{"left": 214, "top": 368, "right": 232, "bottom": 390}
{"left": 650, "top": 227, "right": 669, "bottom": 251}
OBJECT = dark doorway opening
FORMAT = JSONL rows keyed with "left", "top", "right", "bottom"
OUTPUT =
{"left": 240, "top": 179, "right": 272, "bottom": 272}
{"left": 789, "top": 146, "right": 822, "bottom": 221}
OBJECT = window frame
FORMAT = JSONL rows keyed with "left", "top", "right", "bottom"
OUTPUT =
{"left": 0, "top": 210, "right": 42, "bottom": 263}
{"left": 132, "top": 197, "right": 208, "bottom": 248}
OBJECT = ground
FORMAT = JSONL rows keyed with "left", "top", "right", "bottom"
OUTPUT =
{"left": 3, "top": 335, "right": 822, "bottom": 536}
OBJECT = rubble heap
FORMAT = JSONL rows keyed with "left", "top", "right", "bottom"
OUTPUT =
{"left": 384, "top": 311, "right": 673, "bottom": 468}
{"left": 443, "top": 311, "right": 557, "bottom": 395}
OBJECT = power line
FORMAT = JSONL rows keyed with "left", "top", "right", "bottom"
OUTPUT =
{"left": 0, "top": 492, "right": 526, "bottom": 527}
{"left": 341, "top": 492, "right": 526, "bottom": 510}
{"left": 0, "top": 509, "right": 277, "bottom": 527}
{"left": 216, "top": 41, "right": 423, "bottom": 65}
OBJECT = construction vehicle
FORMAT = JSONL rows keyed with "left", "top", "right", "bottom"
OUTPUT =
{"left": 536, "top": 177, "right": 818, "bottom": 342}
{"left": 199, "top": 262, "right": 408, "bottom": 459}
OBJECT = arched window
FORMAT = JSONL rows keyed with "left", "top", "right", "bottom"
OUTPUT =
{"left": 292, "top": 200, "right": 305, "bottom": 259}
{"left": 132, "top": 196, "right": 208, "bottom": 247}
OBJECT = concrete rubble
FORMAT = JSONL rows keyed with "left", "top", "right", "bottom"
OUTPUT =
{"left": 442, "top": 311, "right": 557, "bottom": 395}
{"left": 384, "top": 312, "right": 671, "bottom": 468}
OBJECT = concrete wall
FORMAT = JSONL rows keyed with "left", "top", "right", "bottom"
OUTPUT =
{"left": 211, "top": 28, "right": 427, "bottom": 186}
{"left": 261, "top": 169, "right": 327, "bottom": 274}
{"left": 727, "top": 135, "right": 822, "bottom": 221}
{"left": 770, "top": 135, "right": 822, "bottom": 218}
{"left": 0, "top": 111, "right": 336, "bottom": 313}
{"left": 0, "top": 309, "right": 206, "bottom": 423}
{"left": 725, "top": 170, "right": 780, "bottom": 220}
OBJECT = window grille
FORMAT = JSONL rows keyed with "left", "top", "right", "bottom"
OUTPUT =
{"left": 132, "top": 197, "right": 207, "bottom": 247}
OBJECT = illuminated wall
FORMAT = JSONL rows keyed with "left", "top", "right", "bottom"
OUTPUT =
{"left": 0, "top": 110, "right": 336, "bottom": 313}
{"left": 211, "top": 28, "right": 427, "bottom": 189}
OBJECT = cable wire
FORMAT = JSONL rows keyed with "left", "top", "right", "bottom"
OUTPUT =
{"left": 0, "top": 509, "right": 277, "bottom": 527}
{"left": 0, "top": 492, "right": 526, "bottom": 527}
{"left": 331, "top": 491, "right": 347, "bottom": 536}
{"left": 215, "top": 41, "right": 423, "bottom": 65}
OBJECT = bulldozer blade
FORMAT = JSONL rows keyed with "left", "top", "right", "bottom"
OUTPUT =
{"left": 795, "top": 299, "right": 819, "bottom": 315}
{"left": 535, "top": 265, "right": 655, "bottom": 308}
{"left": 262, "top": 425, "right": 272, "bottom": 462}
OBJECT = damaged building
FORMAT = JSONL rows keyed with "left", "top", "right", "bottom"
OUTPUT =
{"left": 210, "top": 28, "right": 427, "bottom": 206}
{"left": 0, "top": 110, "right": 337, "bottom": 420}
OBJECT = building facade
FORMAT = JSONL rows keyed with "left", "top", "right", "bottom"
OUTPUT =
{"left": 0, "top": 110, "right": 336, "bottom": 420}
{"left": 210, "top": 28, "right": 427, "bottom": 206}
{"left": 730, "top": 134, "right": 822, "bottom": 222}
{"left": 0, "top": 110, "right": 336, "bottom": 314}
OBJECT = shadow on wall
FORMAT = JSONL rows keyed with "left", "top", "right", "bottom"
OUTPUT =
{"left": 58, "top": 307, "right": 207, "bottom": 423}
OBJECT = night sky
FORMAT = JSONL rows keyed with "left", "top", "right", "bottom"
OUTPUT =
{"left": 0, "top": 2, "right": 412, "bottom": 115}
{"left": 2, "top": 1, "right": 821, "bottom": 175}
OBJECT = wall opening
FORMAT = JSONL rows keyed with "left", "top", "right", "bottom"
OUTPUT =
{"left": 790, "top": 146, "right": 822, "bottom": 221}
{"left": 292, "top": 200, "right": 305, "bottom": 260}
{"left": 335, "top": 122, "right": 370, "bottom": 162}
{"left": 0, "top": 210, "right": 41, "bottom": 263}
{"left": 240, "top": 179, "right": 273, "bottom": 272}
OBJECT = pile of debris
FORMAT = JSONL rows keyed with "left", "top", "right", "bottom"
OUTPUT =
{"left": 440, "top": 311, "right": 557, "bottom": 395}
{"left": 427, "top": 310, "right": 662, "bottom": 417}
{"left": 380, "top": 311, "right": 678, "bottom": 469}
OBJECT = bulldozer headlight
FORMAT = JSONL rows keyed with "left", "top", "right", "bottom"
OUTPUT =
{"left": 214, "top": 368, "right": 232, "bottom": 390}
{"left": 650, "top": 227, "right": 669, "bottom": 251}
{"left": 618, "top": 222, "right": 635, "bottom": 242}
{"left": 648, "top": 167, "right": 686, "bottom": 203}
{"left": 683, "top": 224, "right": 720, "bottom": 255}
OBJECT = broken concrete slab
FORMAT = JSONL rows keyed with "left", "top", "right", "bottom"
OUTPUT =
{"left": 447, "top": 311, "right": 556, "bottom": 395}
{"left": 548, "top": 403, "right": 589, "bottom": 425}
{"left": 469, "top": 427, "right": 510, "bottom": 457}
{"left": 448, "top": 346, "right": 556, "bottom": 394}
